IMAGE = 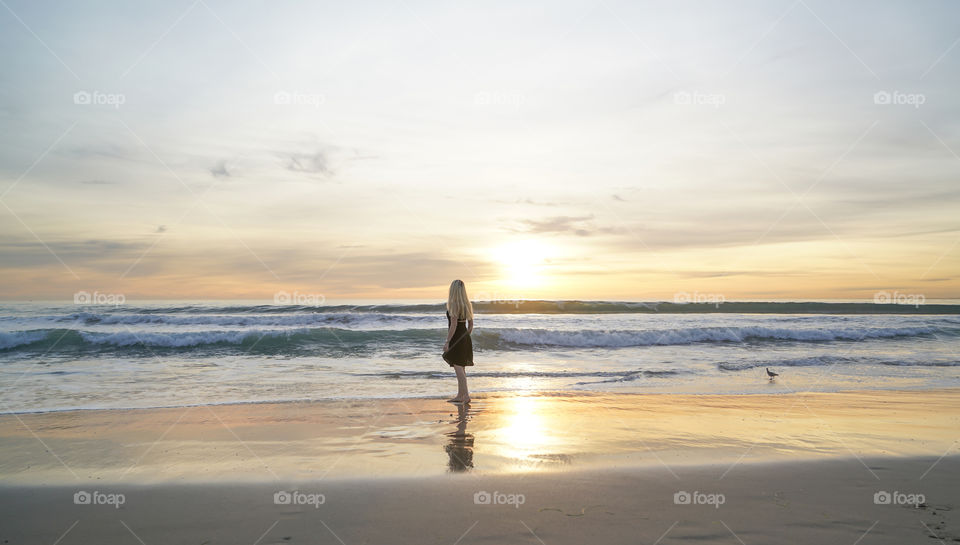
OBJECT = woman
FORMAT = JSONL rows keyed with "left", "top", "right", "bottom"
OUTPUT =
{"left": 443, "top": 279, "right": 474, "bottom": 403}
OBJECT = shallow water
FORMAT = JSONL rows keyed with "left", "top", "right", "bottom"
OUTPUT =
{"left": 1, "top": 300, "right": 959, "bottom": 413}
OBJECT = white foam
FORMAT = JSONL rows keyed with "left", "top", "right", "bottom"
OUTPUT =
{"left": 483, "top": 325, "right": 942, "bottom": 348}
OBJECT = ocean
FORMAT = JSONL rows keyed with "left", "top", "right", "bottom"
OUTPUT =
{"left": 2, "top": 300, "right": 959, "bottom": 413}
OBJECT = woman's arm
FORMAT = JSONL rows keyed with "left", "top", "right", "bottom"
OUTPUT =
{"left": 444, "top": 317, "right": 457, "bottom": 350}
{"left": 467, "top": 318, "right": 473, "bottom": 335}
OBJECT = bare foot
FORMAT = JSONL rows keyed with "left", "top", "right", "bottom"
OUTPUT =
{"left": 447, "top": 397, "right": 462, "bottom": 403}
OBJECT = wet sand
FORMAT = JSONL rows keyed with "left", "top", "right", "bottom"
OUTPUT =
{"left": 2, "top": 456, "right": 958, "bottom": 544}
{"left": 1, "top": 389, "right": 957, "bottom": 482}
{"left": 0, "top": 389, "right": 958, "bottom": 543}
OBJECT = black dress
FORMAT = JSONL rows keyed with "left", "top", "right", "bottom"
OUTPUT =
{"left": 443, "top": 310, "right": 474, "bottom": 367}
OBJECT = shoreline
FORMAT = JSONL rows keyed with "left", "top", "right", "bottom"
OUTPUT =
{"left": 3, "top": 384, "right": 960, "bottom": 417}
{"left": 1, "top": 388, "right": 957, "bottom": 485}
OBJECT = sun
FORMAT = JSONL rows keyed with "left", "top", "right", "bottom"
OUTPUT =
{"left": 492, "top": 239, "right": 552, "bottom": 289}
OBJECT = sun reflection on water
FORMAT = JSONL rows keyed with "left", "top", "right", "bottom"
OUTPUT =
{"left": 491, "top": 396, "right": 560, "bottom": 466}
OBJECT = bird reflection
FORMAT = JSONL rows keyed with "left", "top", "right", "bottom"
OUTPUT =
{"left": 444, "top": 402, "right": 475, "bottom": 472}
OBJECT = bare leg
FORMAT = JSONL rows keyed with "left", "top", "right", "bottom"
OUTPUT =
{"left": 447, "top": 365, "right": 464, "bottom": 402}
{"left": 454, "top": 365, "right": 470, "bottom": 403}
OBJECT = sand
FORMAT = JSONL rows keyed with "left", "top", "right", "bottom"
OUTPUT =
{"left": 1, "top": 389, "right": 958, "bottom": 543}
{"left": 2, "top": 457, "right": 958, "bottom": 544}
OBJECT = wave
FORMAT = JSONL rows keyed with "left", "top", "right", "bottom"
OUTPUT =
{"left": 59, "top": 299, "right": 960, "bottom": 315}
{"left": 0, "top": 328, "right": 442, "bottom": 353}
{"left": 349, "top": 369, "right": 681, "bottom": 379}
{"left": 0, "top": 323, "right": 954, "bottom": 354}
{"left": 0, "top": 330, "right": 49, "bottom": 350}
{"left": 718, "top": 355, "right": 960, "bottom": 371}
{"left": 475, "top": 325, "right": 948, "bottom": 348}
{"left": 57, "top": 311, "right": 430, "bottom": 327}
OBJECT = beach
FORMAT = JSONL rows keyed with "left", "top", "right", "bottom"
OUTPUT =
{"left": 4, "top": 0, "right": 960, "bottom": 540}
{"left": 2, "top": 389, "right": 958, "bottom": 543}
{"left": 2, "top": 301, "right": 959, "bottom": 543}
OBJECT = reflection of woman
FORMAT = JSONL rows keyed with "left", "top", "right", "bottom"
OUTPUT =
{"left": 443, "top": 279, "right": 474, "bottom": 403}
{"left": 444, "top": 402, "right": 474, "bottom": 472}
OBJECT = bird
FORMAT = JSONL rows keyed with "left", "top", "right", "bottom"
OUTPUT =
{"left": 766, "top": 367, "right": 779, "bottom": 378}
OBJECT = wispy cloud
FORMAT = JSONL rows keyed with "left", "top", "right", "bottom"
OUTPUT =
{"left": 285, "top": 150, "right": 333, "bottom": 176}
{"left": 511, "top": 215, "right": 626, "bottom": 237}
{"left": 209, "top": 160, "right": 230, "bottom": 178}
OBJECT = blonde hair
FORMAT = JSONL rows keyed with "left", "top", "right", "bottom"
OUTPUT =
{"left": 446, "top": 279, "right": 474, "bottom": 321}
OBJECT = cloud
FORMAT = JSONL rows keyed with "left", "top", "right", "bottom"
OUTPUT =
{"left": 319, "top": 252, "right": 496, "bottom": 289}
{"left": 285, "top": 150, "right": 333, "bottom": 176}
{"left": 511, "top": 215, "right": 626, "bottom": 237}
{"left": 68, "top": 143, "right": 139, "bottom": 161}
{"left": 493, "top": 198, "right": 563, "bottom": 207}
{"left": 210, "top": 160, "right": 230, "bottom": 178}
{"left": 0, "top": 238, "right": 153, "bottom": 269}
{"left": 755, "top": 46, "right": 807, "bottom": 68}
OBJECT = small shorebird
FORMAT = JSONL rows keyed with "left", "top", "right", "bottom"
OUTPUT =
{"left": 766, "top": 367, "right": 779, "bottom": 379}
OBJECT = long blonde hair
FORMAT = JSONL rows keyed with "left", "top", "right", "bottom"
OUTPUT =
{"left": 446, "top": 279, "right": 474, "bottom": 321}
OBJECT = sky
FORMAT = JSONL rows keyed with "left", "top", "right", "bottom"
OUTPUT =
{"left": 0, "top": 0, "right": 958, "bottom": 301}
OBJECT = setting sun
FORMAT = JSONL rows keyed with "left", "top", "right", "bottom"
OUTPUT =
{"left": 492, "top": 239, "right": 553, "bottom": 289}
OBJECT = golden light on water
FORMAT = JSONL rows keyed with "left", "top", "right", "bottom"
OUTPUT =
{"left": 490, "top": 396, "right": 556, "bottom": 464}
